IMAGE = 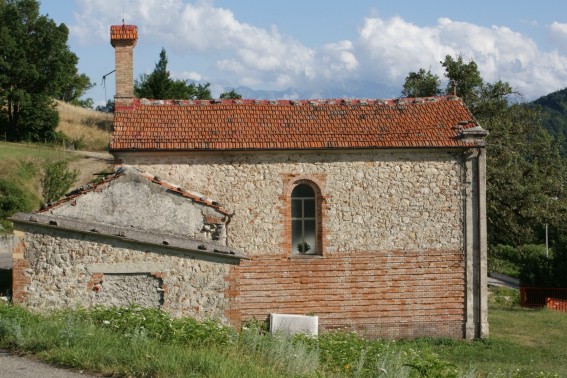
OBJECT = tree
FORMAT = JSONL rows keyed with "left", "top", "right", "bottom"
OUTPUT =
{"left": 486, "top": 103, "right": 567, "bottom": 245}
{"left": 58, "top": 73, "right": 95, "bottom": 108}
{"left": 402, "top": 54, "right": 567, "bottom": 246}
{"left": 441, "top": 55, "right": 484, "bottom": 106}
{"left": 401, "top": 68, "right": 441, "bottom": 97}
{"left": 134, "top": 48, "right": 212, "bottom": 100}
{"left": 0, "top": 0, "right": 92, "bottom": 141}
{"left": 96, "top": 99, "right": 115, "bottom": 113}
{"left": 41, "top": 160, "right": 77, "bottom": 204}
{"left": 220, "top": 89, "right": 242, "bottom": 99}
{"left": 0, "top": 178, "right": 37, "bottom": 232}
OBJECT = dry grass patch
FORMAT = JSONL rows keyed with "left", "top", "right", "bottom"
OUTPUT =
{"left": 55, "top": 101, "right": 112, "bottom": 151}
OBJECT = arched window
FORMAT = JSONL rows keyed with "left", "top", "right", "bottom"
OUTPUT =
{"left": 291, "top": 184, "right": 317, "bottom": 255}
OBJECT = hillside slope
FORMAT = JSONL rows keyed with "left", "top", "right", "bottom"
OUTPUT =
{"left": 532, "top": 87, "right": 567, "bottom": 143}
{"left": 1, "top": 102, "right": 114, "bottom": 233}
{"left": 55, "top": 101, "right": 112, "bottom": 151}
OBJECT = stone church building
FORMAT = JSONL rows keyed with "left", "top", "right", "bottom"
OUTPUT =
{"left": 10, "top": 24, "right": 489, "bottom": 339}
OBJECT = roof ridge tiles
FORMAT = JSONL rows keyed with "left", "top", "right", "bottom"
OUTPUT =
{"left": 129, "top": 95, "right": 460, "bottom": 108}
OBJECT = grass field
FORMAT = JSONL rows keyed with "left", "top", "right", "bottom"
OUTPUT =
{"left": 407, "top": 287, "right": 567, "bottom": 377}
{"left": 55, "top": 100, "right": 112, "bottom": 151}
{"left": 0, "top": 141, "right": 76, "bottom": 161}
{"left": 1, "top": 289, "right": 566, "bottom": 377}
{"left": 0, "top": 101, "right": 112, "bottom": 213}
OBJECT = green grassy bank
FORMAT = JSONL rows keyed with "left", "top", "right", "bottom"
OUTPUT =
{"left": 1, "top": 288, "right": 566, "bottom": 377}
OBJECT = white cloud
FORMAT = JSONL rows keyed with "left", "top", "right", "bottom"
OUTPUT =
{"left": 549, "top": 22, "right": 567, "bottom": 52}
{"left": 72, "top": 0, "right": 567, "bottom": 100}
{"left": 355, "top": 16, "right": 567, "bottom": 99}
{"left": 172, "top": 71, "right": 202, "bottom": 81}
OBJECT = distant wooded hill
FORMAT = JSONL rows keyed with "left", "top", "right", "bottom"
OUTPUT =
{"left": 532, "top": 87, "right": 567, "bottom": 144}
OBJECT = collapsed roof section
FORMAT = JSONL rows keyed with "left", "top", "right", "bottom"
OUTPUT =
{"left": 10, "top": 166, "right": 246, "bottom": 262}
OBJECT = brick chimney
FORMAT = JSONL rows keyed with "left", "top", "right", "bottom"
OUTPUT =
{"left": 110, "top": 24, "right": 138, "bottom": 108}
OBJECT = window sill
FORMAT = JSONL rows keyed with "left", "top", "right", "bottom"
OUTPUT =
{"left": 289, "top": 253, "right": 324, "bottom": 259}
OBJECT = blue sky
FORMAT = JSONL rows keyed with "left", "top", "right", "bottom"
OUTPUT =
{"left": 40, "top": 0, "right": 567, "bottom": 106}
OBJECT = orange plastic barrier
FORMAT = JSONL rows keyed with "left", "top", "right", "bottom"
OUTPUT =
{"left": 546, "top": 297, "right": 567, "bottom": 313}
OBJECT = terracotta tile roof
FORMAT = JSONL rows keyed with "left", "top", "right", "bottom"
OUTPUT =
{"left": 110, "top": 96, "right": 484, "bottom": 151}
{"left": 110, "top": 24, "right": 138, "bottom": 45}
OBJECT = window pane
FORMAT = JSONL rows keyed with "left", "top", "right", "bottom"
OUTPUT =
{"left": 304, "top": 220, "right": 316, "bottom": 254}
{"left": 292, "top": 220, "right": 303, "bottom": 253}
{"left": 291, "top": 199, "right": 302, "bottom": 218}
{"left": 292, "top": 184, "right": 314, "bottom": 198}
{"left": 304, "top": 199, "right": 315, "bottom": 217}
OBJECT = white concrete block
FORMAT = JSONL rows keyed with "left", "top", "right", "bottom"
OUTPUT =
{"left": 270, "top": 313, "right": 318, "bottom": 335}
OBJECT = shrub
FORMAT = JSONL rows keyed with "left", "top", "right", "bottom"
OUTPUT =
{"left": 0, "top": 179, "right": 37, "bottom": 232}
{"left": 41, "top": 160, "right": 77, "bottom": 204}
{"left": 489, "top": 287, "right": 520, "bottom": 307}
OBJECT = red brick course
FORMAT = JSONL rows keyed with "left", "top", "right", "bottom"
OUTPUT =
{"left": 11, "top": 260, "right": 30, "bottom": 303}
{"left": 226, "top": 250, "right": 465, "bottom": 339}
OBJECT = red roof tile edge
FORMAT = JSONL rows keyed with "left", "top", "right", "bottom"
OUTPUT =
{"left": 36, "top": 167, "right": 230, "bottom": 216}
{"left": 110, "top": 24, "right": 138, "bottom": 44}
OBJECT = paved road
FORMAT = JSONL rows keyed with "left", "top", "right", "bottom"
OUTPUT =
{"left": 0, "top": 350, "right": 94, "bottom": 377}
{"left": 488, "top": 273, "right": 520, "bottom": 289}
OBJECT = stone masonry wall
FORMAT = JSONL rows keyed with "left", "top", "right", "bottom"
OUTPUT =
{"left": 12, "top": 227, "right": 230, "bottom": 322}
{"left": 123, "top": 149, "right": 468, "bottom": 338}
{"left": 92, "top": 273, "right": 164, "bottom": 308}
{"left": 126, "top": 149, "right": 465, "bottom": 255}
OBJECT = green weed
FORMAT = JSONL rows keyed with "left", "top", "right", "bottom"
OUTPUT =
{"left": 2, "top": 300, "right": 567, "bottom": 377}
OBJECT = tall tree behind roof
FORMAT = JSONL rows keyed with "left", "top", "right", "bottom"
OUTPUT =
{"left": 134, "top": 48, "right": 212, "bottom": 100}
{"left": 402, "top": 54, "right": 567, "bottom": 246}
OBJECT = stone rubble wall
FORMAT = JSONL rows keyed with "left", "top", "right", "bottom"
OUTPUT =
{"left": 92, "top": 273, "right": 164, "bottom": 308}
{"left": 13, "top": 227, "right": 230, "bottom": 322}
{"left": 123, "top": 149, "right": 469, "bottom": 338}
{"left": 126, "top": 149, "right": 465, "bottom": 256}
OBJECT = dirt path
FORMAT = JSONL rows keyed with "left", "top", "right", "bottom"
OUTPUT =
{"left": 67, "top": 150, "right": 114, "bottom": 188}
{"left": 0, "top": 350, "right": 95, "bottom": 377}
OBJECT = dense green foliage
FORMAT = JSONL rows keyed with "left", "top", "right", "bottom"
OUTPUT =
{"left": 0, "top": 0, "right": 92, "bottom": 142}
{"left": 532, "top": 87, "right": 567, "bottom": 146}
{"left": 402, "top": 68, "right": 442, "bottom": 97}
{"left": 0, "top": 178, "right": 36, "bottom": 231}
{"left": 515, "top": 238, "right": 567, "bottom": 287}
{"left": 220, "top": 89, "right": 243, "bottom": 99}
{"left": 0, "top": 150, "right": 41, "bottom": 232}
{"left": 135, "top": 48, "right": 242, "bottom": 101}
{"left": 41, "top": 160, "right": 77, "bottom": 204}
{"left": 489, "top": 243, "right": 567, "bottom": 286}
